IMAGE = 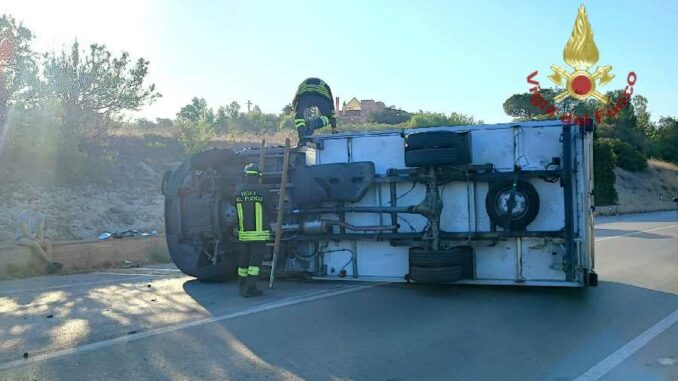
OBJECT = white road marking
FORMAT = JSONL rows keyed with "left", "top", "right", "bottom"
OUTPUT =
{"left": 574, "top": 308, "right": 678, "bottom": 381}
{"left": 595, "top": 224, "right": 678, "bottom": 242}
{"left": 0, "top": 283, "right": 379, "bottom": 370}
{"left": 0, "top": 276, "right": 167, "bottom": 296}
{"left": 92, "top": 271, "right": 175, "bottom": 277}
{"left": 136, "top": 267, "right": 181, "bottom": 272}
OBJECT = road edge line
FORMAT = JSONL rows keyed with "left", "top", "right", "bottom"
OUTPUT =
{"left": 573, "top": 308, "right": 678, "bottom": 381}
{"left": 595, "top": 224, "right": 678, "bottom": 242}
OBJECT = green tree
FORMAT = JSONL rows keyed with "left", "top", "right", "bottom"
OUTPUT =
{"left": 598, "top": 138, "right": 647, "bottom": 172}
{"left": 369, "top": 106, "right": 411, "bottom": 125}
{"left": 632, "top": 95, "right": 653, "bottom": 138}
{"left": 43, "top": 41, "right": 160, "bottom": 141}
{"left": 178, "top": 119, "right": 214, "bottom": 154}
{"left": 649, "top": 117, "right": 678, "bottom": 163}
{"left": 278, "top": 113, "right": 295, "bottom": 130}
{"left": 593, "top": 139, "right": 618, "bottom": 205}
{"left": 225, "top": 101, "right": 240, "bottom": 120}
{"left": 502, "top": 87, "right": 598, "bottom": 121}
{"left": 1, "top": 15, "right": 39, "bottom": 150}
{"left": 214, "top": 106, "right": 229, "bottom": 133}
{"left": 177, "top": 97, "right": 212, "bottom": 123}
{"left": 408, "top": 111, "right": 478, "bottom": 128}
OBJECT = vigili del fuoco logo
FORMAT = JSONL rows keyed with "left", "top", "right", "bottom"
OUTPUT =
{"left": 526, "top": 4, "right": 637, "bottom": 126}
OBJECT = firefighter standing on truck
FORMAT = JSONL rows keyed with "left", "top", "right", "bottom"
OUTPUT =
{"left": 235, "top": 163, "right": 274, "bottom": 298}
{"left": 293, "top": 77, "right": 337, "bottom": 140}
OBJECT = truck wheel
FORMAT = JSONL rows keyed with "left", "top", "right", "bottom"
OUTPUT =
{"left": 485, "top": 180, "right": 540, "bottom": 230}
{"left": 406, "top": 131, "right": 466, "bottom": 150}
{"left": 409, "top": 247, "right": 473, "bottom": 267}
{"left": 405, "top": 148, "right": 468, "bottom": 167}
{"left": 410, "top": 266, "right": 464, "bottom": 283}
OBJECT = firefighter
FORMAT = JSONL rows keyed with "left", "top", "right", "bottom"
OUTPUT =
{"left": 235, "top": 163, "right": 275, "bottom": 297}
{"left": 293, "top": 77, "right": 337, "bottom": 140}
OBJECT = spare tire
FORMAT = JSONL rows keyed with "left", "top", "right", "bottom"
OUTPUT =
{"left": 485, "top": 180, "right": 540, "bottom": 230}
{"left": 406, "top": 131, "right": 467, "bottom": 150}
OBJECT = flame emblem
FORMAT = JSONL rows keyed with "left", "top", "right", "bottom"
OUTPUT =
{"left": 548, "top": 5, "right": 614, "bottom": 104}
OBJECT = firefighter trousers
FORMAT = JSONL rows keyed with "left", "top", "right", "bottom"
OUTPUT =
{"left": 238, "top": 242, "right": 266, "bottom": 278}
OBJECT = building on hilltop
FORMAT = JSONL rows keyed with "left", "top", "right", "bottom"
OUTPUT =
{"left": 335, "top": 97, "right": 386, "bottom": 123}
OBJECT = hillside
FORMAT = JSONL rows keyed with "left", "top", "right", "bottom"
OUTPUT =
{"left": 0, "top": 131, "right": 676, "bottom": 242}
{"left": 598, "top": 159, "right": 678, "bottom": 215}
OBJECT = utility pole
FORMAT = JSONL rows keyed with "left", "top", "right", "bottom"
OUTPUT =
{"left": 247, "top": 100, "right": 252, "bottom": 113}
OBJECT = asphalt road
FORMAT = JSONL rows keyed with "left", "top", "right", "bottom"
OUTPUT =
{"left": 1, "top": 211, "right": 677, "bottom": 381}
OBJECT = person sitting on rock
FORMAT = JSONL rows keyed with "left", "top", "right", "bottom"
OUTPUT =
{"left": 15, "top": 196, "right": 63, "bottom": 273}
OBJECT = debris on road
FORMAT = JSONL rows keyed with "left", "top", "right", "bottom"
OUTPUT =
{"left": 23, "top": 352, "right": 28, "bottom": 359}
{"left": 122, "top": 260, "right": 141, "bottom": 268}
{"left": 45, "top": 314, "right": 53, "bottom": 319}
{"left": 99, "top": 230, "right": 158, "bottom": 240}
{"left": 658, "top": 357, "right": 676, "bottom": 366}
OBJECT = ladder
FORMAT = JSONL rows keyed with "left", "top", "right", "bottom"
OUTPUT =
{"left": 267, "top": 138, "right": 291, "bottom": 288}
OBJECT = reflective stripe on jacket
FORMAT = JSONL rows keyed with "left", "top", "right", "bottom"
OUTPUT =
{"left": 235, "top": 186, "right": 272, "bottom": 242}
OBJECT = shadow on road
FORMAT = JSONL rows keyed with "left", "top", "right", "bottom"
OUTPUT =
{"left": 173, "top": 278, "right": 678, "bottom": 381}
{"left": 3, "top": 274, "right": 677, "bottom": 380}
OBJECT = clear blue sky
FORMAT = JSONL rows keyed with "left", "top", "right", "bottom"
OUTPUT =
{"left": 3, "top": 0, "right": 677, "bottom": 123}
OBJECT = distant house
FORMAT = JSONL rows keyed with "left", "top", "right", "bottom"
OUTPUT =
{"left": 336, "top": 97, "right": 386, "bottom": 123}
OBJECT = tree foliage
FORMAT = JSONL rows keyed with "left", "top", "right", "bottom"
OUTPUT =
{"left": 0, "top": 15, "right": 39, "bottom": 109}
{"left": 408, "top": 112, "right": 479, "bottom": 128}
{"left": 177, "top": 97, "right": 211, "bottom": 123}
{"left": 178, "top": 119, "right": 214, "bottom": 155}
{"left": 369, "top": 106, "right": 411, "bottom": 125}
{"left": 43, "top": 41, "right": 160, "bottom": 141}
{"left": 649, "top": 117, "right": 678, "bottom": 164}
{"left": 593, "top": 139, "right": 618, "bottom": 205}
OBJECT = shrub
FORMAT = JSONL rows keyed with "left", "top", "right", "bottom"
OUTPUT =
{"left": 609, "top": 139, "right": 647, "bottom": 172}
{"left": 593, "top": 139, "right": 618, "bottom": 205}
{"left": 178, "top": 119, "right": 215, "bottom": 154}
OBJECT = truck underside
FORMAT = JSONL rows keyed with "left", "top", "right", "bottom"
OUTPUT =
{"left": 163, "top": 120, "right": 597, "bottom": 287}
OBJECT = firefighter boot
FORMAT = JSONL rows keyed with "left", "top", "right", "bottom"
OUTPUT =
{"left": 244, "top": 275, "right": 263, "bottom": 298}
{"left": 238, "top": 275, "right": 248, "bottom": 297}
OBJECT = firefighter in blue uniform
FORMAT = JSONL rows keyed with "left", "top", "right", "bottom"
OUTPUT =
{"left": 235, "top": 163, "right": 275, "bottom": 297}
{"left": 293, "top": 77, "right": 337, "bottom": 140}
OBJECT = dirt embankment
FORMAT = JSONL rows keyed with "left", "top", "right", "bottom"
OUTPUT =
{"left": 0, "top": 129, "right": 278, "bottom": 243}
{"left": 0, "top": 133, "right": 183, "bottom": 242}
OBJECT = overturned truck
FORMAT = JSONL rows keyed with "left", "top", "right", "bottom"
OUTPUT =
{"left": 162, "top": 120, "right": 597, "bottom": 287}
